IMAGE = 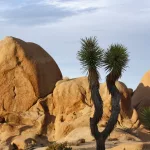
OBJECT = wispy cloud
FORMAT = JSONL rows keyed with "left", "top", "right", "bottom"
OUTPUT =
{"left": 0, "top": 0, "right": 104, "bottom": 26}
{"left": 0, "top": 0, "right": 75, "bottom": 26}
{"left": 0, "top": 0, "right": 150, "bottom": 89}
{"left": 1, "top": 0, "right": 150, "bottom": 26}
{"left": 41, "top": 0, "right": 108, "bottom": 11}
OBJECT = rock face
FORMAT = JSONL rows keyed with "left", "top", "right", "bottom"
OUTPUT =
{"left": 0, "top": 99, "right": 50, "bottom": 149}
{"left": 45, "top": 77, "right": 139, "bottom": 141}
{"left": 0, "top": 36, "right": 62, "bottom": 113}
{"left": 132, "top": 70, "right": 150, "bottom": 113}
{"left": 0, "top": 77, "right": 140, "bottom": 149}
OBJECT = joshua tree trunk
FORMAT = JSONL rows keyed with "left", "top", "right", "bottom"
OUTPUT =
{"left": 90, "top": 81, "right": 121, "bottom": 150}
{"left": 96, "top": 135, "right": 105, "bottom": 150}
{"left": 90, "top": 84, "right": 104, "bottom": 150}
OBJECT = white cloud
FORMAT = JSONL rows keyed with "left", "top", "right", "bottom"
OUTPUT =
{"left": 1, "top": 0, "right": 150, "bottom": 26}
{"left": 42, "top": 0, "right": 108, "bottom": 11}
{"left": 0, "top": 0, "right": 75, "bottom": 26}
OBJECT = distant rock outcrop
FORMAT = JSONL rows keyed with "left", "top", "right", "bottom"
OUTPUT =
{"left": 132, "top": 70, "right": 150, "bottom": 113}
{"left": 0, "top": 36, "right": 62, "bottom": 113}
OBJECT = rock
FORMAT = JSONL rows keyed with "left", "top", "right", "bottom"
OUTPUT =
{"left": 132, "top": 70, "right": 150, "bottom": 114}
{"left": 0, "top": 36, "right": 62, "bottom": 113}
{"left": 0, "top": 123, "right": 20, "bottom": 143}
{"left": 0, "top": 98, "right": 49, "bottom": 149}
{"left": 108, "top": 138, "right": 118, "bottom": 141}
{"left": 136, "top": 128, "right": 150, "bottom": 142}
{"left": 9, "top": 143, "right": 18, "bottom": 150}
{"left": 108, "top": 128, "right": 141, "bottom": 142}
{"left": 99, "top": 81, "right": 135, "bottom": 127}
{"left": 11, "top": 137, "right": 37, "bottom": 150}
{"left": 11, "top": 137, "right": 26, "bottom": 149}
{"left": 46, "top": 77, "right": 139, "bottom": 141}
{"left": 0, "top": 116, "right": 5, "bottom": 123}
{"left": 57, "top": 127, "right": 94, "bottom": 143}
{"left": 0, "top": 76, "right": 138, "bottom": 148}
{"left": 100, "top": 81, "right": 132, "bottom": 116}
{"left": 77, "top": 138, "right": 85, "bottom": 144}
{"left": 128, "top": 88, "right": 134, "bottom": 96}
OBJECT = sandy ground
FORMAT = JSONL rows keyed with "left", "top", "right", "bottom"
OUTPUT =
{"left": 34, "top": 141, "right": 150, "bottom": 150}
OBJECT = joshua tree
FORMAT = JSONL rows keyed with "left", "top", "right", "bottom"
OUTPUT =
{"left": 77, "top": 37, "right": 129, "bottom": 150}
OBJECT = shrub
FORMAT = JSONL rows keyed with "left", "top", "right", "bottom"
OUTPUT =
{"left": 46, "top": 142, "right": 72, "bottom": 150}
{"left": 140, "top": 107, "right": 150, "bottom": 130}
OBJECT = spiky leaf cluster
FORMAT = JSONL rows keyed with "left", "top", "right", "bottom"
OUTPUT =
{"left": 140, "top": 107, "right": 150, "bottom": 130}
{"left": 77, "top": 37, "right": 103, "bottom": 75}
{"left": 102, "top": 44, "right": 129, "bottom": 80}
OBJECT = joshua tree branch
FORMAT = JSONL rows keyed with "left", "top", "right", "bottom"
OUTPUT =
{"left": 102, "top": 82, "right": 121, "bottom": 140}
{"left": 90, "top": 85, "right": 103, "bottom": 139}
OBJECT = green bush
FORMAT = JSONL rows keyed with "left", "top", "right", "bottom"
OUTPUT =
{"left": 46, "top": 142, "right": 72, "bottom": 150}
{"left": 140, "top": 107, "right": 150, "bottom": 130}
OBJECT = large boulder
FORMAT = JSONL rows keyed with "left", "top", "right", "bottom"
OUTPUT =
{"left": 45, "top": 77, "right": 139, "bottom": 141}
{"left": 132, "top": 70, "right": 150, "bottom": 113}
{"left": 0, "top": 36, "right": 62, "bottom": 113}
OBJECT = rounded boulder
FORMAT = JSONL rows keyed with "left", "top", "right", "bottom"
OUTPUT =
{"left": 0, "top": 36, "right": 62, "bottom": 113}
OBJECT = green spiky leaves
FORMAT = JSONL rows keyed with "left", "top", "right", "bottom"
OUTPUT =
{"left": 77, "top": 37, "right": 129, "bottom": 85}
{"left": 102, "top": 44, "right": 129, "bottom": 81}
{"left": 77, "top": 37, "right": 103, "bottom": 74}
{"left": 140, "top": 107, "right": 150, "bottom": 130}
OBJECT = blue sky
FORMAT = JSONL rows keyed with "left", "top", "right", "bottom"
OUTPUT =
{"left": 0, "top": 0, "right": 150, "bottom": 90}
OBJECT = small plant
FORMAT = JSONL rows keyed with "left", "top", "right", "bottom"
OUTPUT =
{"left": 46, "top": 142, "right": 72, "bottom": 150}
{"left": 140, "top": 107, "right": 150, "bottom": 130}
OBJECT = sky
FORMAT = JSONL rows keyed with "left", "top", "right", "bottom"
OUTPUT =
{"left": 0, "top": 0, "right": 150, "bottom": 90}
